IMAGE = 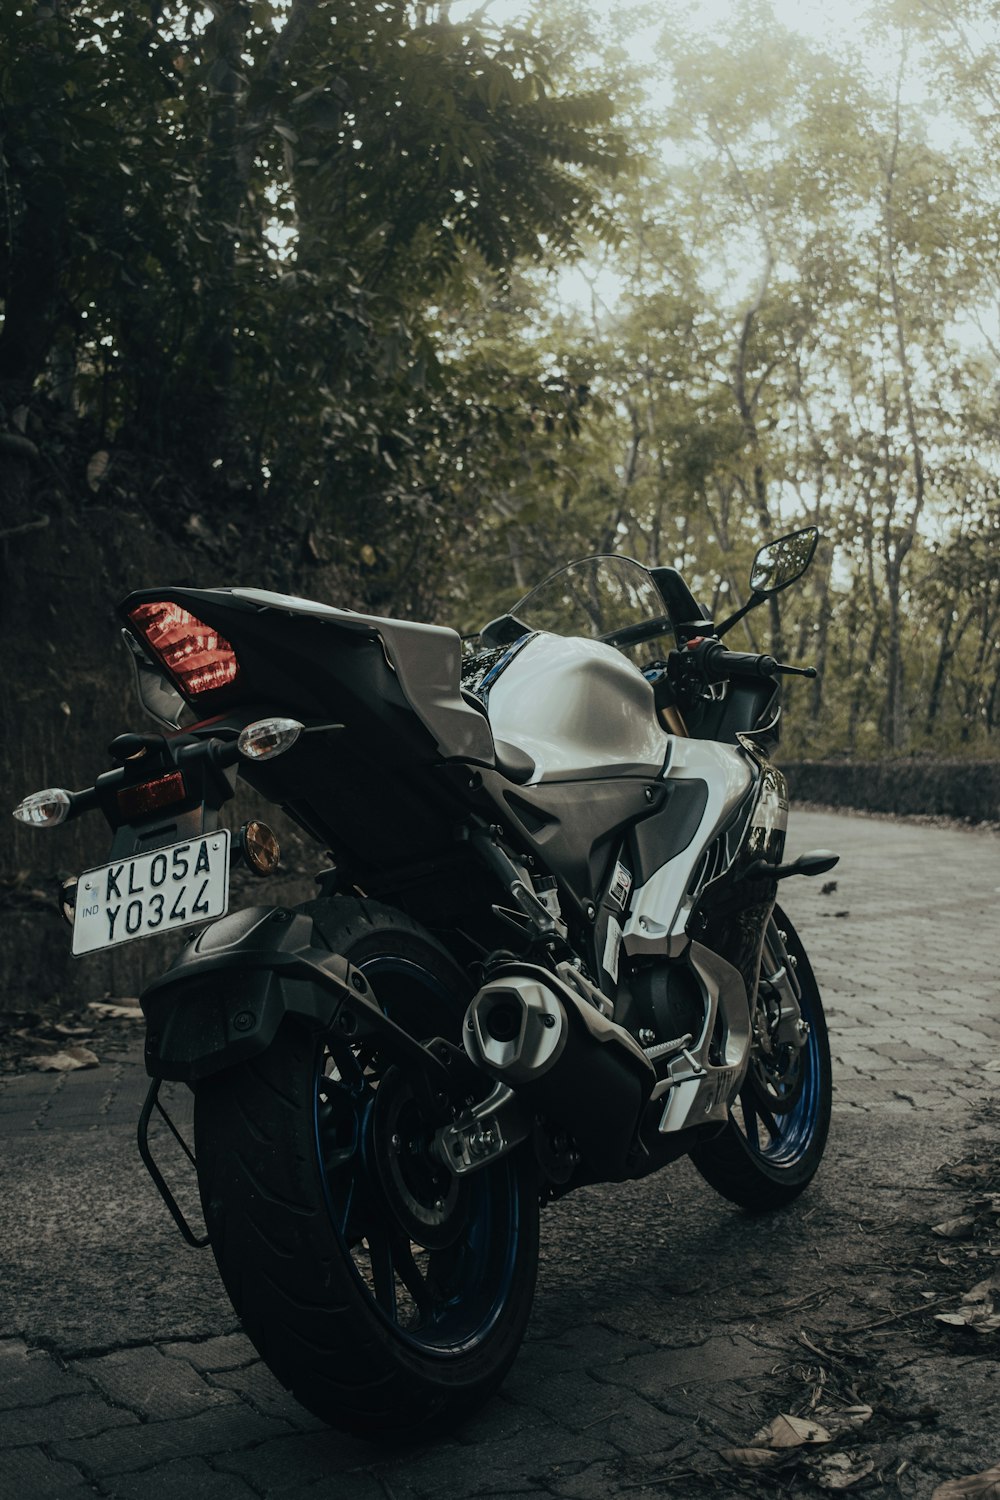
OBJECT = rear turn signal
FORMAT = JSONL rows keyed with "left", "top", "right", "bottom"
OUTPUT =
{"left": 13, "top": 789, "right": 71, "bottom": 828}
{"left": 237, "top": 717, "right": 303, "bottom": 761}
{"left": 128, "top": 601, "right": 239, "bottom": 697}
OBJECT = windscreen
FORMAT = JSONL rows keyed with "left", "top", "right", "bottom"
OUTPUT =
{"left": 509, "top": 555, "right": 672, "bottom": 647}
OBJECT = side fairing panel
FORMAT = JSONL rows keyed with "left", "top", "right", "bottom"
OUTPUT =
{"left": 622, "top": 739, "right": 755, "bottom": 959}
{"left": 485, "top": 633, "right": 670, "bottom": 781}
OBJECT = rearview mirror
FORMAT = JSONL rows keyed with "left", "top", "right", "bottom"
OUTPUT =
{"left": 749, "top": 527, "right": 819, "bottom": 596}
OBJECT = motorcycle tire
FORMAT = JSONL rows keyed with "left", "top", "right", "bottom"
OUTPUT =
{"left": 690, "top": 906, "right": 832, "bottom": 1211}
{"left": 194, "top": 897, "right": 539, "bottom": 1439}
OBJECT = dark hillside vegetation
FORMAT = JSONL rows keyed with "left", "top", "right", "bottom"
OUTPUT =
{"left": 0, "top": 0, "right": 626, "bottom": 1005}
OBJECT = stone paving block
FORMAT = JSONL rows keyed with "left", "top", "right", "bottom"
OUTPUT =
{"left": 383, "top": 1426, "right": 617, "bottom": 1500}
{"left": 159, "top": 1333, "right": 254, "bottom": 1373}
{"left": 275, "top": 1471, "right": 391, "bottom": 1500}
{"left": 0, "top": 1443, "right": 91, "bottom": 1494}
{"left": 505, "top": 1368, "right": 688, "bottom": 1458}
{"left": 0, "top": 1340, "right": 89, "bottom": 1411}
{"left": 211, "top": 1430, "right": 381, "bottom": 1492}
{"left": 75, "top": 1345, "right": 239, "bottom": 1421}
{"left": 457, "top": 1392, "right": 555, "bottom": 1447}
{"left": 519, "top": 1321, "right": 651, "bottom": 1376}
{"left": 2, "top": 1392, "right": 138, "bottom": 1448}
{"left": 101, "top": 1455, "right": 261, "bottom": 1500}
{"left": 867, "top": 1043, "right": 940, "bottom": 1063}
{"left": 53, "top": 1406, "right": 292, "bottom": 1476}
{"left": 208, "top": 1361, "right": 326, "bottom": 1428}
{"left": 547, "top": 1452, "right": 704, "bottom": 1500}
{"left": 599, "top": 1335, "right": 775, "bottom": 1411}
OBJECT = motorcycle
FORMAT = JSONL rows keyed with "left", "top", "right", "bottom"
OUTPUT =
{"left": 14, "top": 527, "right": 835, "bottom": 1438}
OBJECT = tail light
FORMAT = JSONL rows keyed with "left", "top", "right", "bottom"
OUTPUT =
{"left": 128, "top": 601, "right": 239, "bottom": 697}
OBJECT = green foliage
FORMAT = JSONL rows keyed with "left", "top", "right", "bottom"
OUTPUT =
{"left": 0, "top": 0, "right": 627, "bottom": 615}
{"left": 3, "top": 0, "right": 999, "bottom": 758}
{"left": 458, "top": 0, "right": 1000, "bottom": 757}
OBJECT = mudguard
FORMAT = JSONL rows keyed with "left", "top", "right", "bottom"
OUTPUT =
{"left": 140, "top": 905, "right": 368, "bottom": 1083}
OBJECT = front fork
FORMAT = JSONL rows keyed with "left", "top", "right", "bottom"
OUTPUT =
{"left": 754, "top": 919, "right": 809, "bottom": 1055}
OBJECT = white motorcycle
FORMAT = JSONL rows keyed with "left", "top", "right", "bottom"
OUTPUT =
{"left": 14, "top": 528, "right": 835, "bottom": 1437}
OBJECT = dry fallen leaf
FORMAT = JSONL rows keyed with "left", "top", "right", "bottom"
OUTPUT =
{"left": 932, "top": 1466, "right": 1000, "bottom": 1499}
{"left": 28, "top": 1045, "right": 99, "bottom": 1072}
{"left": 719, "top": 1447, "right": 784, "bottom": 1469}
{"left": 932, "top": 1215, "right": 978, "bottom": 1240}
{"left": 936, "top": 1276, "right": 1000, "bottom": 1335}
{"left": 88, "top": 1001, "right": 143, "bottom": 1020}
{"left": 752, "top": 1412, "right": 832, "bottom": 1449}
{"left": 946, "top": 1162, "right": 993, "bottom": 1183}
{"left": 812, "top": 1451, "right": 876, "bottom": 1490}
{"left": 813, "top": 1404, "right": 874, "bottom": 1437}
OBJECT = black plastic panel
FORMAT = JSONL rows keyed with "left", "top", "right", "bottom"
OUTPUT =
{"left": 626, "top": 779, "right": 710, "bottom": 885}
{"left": 492, "top": 776, "right": 668, "bottom": 917}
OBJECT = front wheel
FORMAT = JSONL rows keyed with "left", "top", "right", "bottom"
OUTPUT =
{"left": 194, "top": 899, "right": 539, "bottom": 1438}
{"left": 690, "top": 906, "right": 832, "bottom": 1211}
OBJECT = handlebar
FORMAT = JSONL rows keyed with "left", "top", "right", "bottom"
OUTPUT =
{"left": 700, "top": 644, "right": 780, "bottom": 682}
{"left": 675, "top": 637, "right": 817, "bottom": 686}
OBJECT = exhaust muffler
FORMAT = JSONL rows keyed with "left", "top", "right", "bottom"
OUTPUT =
{"left": 464, "top": 963, "right": 656, "bottom": 1179}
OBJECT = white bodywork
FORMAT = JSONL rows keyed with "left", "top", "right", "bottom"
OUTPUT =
{"left": 486, "top": 633, "right": 670, "bottom": 781}
{"left": 623, "top": 738, "right": 754, "bottom": 960}
{"left": 490, "top": 632, "right": 757, "bottom": 964}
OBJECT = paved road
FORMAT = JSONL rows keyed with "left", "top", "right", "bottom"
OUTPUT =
{"left": 2, "top": 810, "right": 999, "bottom": 1499}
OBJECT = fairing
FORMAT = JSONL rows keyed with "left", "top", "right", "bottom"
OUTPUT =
{"left": 485, "top": 633, "right": 670, "bottom": 782}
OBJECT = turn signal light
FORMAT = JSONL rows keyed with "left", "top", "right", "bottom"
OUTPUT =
{"left": 12, "top": 789, "right": 71, "bottom": 828}
{"left": 237, "top": 717, "right": 303, "bottom": 761}
{"left": 128, "top": 601, "right": 239, "bottom": 697}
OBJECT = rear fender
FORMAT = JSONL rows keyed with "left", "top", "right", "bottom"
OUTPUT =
{"left": 140, "top": 905, "right": 477, "bottom": 1099}
{"left": 140, "top": 906, "right": 366, "bottom": 1082}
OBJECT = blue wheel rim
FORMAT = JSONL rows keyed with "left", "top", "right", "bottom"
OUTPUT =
{"left": 732, "top": 969, "right": 823, "bottom": 1170}
{"left": 313, "top": 955, "right": 520, "bottom": 1356}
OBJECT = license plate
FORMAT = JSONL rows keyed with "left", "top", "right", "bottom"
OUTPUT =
{"left": 72, "top": 830, "right": 231, "bottom": 956}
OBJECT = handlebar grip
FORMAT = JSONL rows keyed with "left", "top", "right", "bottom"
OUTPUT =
{"left": 703, "top": 645, "right": 778, "bottom": 682}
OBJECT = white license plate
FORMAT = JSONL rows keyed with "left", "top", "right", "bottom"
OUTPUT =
{"left": 72, "top": 830, "right": 231, "bottom": 956}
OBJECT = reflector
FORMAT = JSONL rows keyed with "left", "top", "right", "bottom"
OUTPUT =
{"left": 117, "top": 771, "right": 187, "bottom": 820}
{"left": 128, "top": 601, "right": 239, "bottom": 697}
{"left": 237, "top": 717, "right": 303, "bottom": 761}
{"left": 242, "top": 820, "right": 281, "bottom": 875}
{"left": 13, "top": 789, "right": 71, "bottom": 828}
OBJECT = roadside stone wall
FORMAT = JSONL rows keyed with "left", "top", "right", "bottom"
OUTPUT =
{"left": 781, "top": 758, "right": 1000, "bottom": 823}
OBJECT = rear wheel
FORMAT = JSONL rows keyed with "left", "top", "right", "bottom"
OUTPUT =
{"left": 690, "top": 907, "right": 831, "bottom": 1211}
{"left": 194, "top": 899, "right": 539, "bottom": 1438}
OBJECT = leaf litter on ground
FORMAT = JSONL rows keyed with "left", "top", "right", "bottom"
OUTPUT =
{"left": 932, "top": 1215, "right": 978, "bottom": 1241}
{"left": 25, "top": 1044, "right": 99, "bottom": 1071}
{"left": 935, "top": 1273, "right": 1000, "bottom": 1336}
{"left": 932, "top": 1466, "right": 1000, "bottom": 1499}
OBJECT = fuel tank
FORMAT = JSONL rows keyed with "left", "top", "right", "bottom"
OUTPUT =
{"left": 485, "top": 633, "right": 670, "bottom": 782}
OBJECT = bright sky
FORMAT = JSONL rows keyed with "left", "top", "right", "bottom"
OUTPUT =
{"left": 447, "top": 0, "right": 919, "bottom": 313}
{"left": 449, "top": 0, "right": 888, "bottom": 63}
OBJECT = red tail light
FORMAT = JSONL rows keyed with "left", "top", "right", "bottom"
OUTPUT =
{"left": 128, "top": 601, "right": 239, "bottom": 697}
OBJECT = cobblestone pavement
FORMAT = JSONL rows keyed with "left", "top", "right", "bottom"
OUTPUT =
{"left": 2, "top": 810, "right": 999, "bottom": 1500}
